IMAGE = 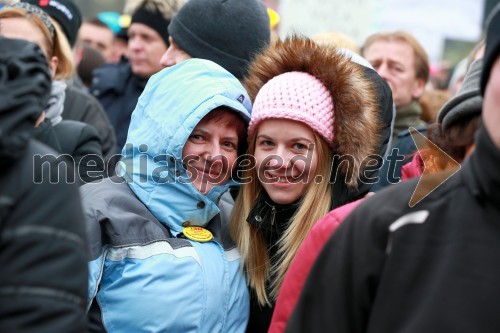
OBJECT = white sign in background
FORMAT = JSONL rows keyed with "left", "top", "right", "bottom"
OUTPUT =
{"left": 278, "top": 0, "right": 485, "bottom": 65}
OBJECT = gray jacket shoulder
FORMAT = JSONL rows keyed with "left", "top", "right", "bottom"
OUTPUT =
{"left": 80, "top": 177, "right": 171, "bottom": 260}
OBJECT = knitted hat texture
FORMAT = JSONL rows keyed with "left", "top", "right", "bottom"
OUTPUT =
{"left": 248, "top": 71, "right": 335, "bottom": 146}
{"left": 168, "top": 0, "right": 270, "bottom": 79}
{"left": 438, "top": 59, "right": 483, "bottom": 130}
{"left": 131, "top": 1, "right": 171, "bottom": 47}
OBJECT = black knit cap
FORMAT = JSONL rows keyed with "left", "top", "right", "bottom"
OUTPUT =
{"left": 131, "top": 1, "right": 171, "bottom": 47}
{"left": 21, "top": 0, "right": 82, "bottom": 47}
{"left": 168, "top": 0, "right": 271, "bottom": 79}
{"left": 481, "top": 3, "right": 500, "bottom": 95}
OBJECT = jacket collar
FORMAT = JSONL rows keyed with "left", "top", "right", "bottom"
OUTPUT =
{"left": 247, "top": 191, "right": 300, "bottom": 245}
{"left": 93, "top": 61, "right": 147, "bottom": 95}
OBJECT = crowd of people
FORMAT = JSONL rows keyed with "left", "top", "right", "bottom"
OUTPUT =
{"left": 0, "top": 0, "right": 499, "bottom": 332}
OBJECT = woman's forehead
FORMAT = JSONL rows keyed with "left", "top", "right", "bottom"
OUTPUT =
{"left": 0, "top": 17, "right": 49, "bottom": 55}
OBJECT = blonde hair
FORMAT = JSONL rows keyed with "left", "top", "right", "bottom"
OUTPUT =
{"left": 0, "top": 7, "right": 74, "bottom": 79}
{"left": 419, "top": 89, "right": 450, "bottom": 123}
{"left": 124, "top": 0, "right": 186, "bottom": 20}
{"left": 230, "top": 130, "right": 333, "bottom": 305}
{"left": 312, "top": 31, "right": 360, "bottom": 55}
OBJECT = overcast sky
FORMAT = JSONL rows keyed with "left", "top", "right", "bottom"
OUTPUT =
{"left": 279, "top": 0, "right": 485, "bottom": 65}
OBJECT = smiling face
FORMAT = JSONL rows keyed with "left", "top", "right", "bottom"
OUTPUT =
{"left": 182, "top": 108, "right": 245, "bottom": 194}
{"left": 254, "top": 119, "right": 319, "bottom": 205}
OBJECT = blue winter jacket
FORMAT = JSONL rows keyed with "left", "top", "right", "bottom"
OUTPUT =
{"left": 81, "top": 59, "right": 252, "bottom": 333}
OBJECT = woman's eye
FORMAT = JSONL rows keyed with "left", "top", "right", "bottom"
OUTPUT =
{"left": 190, "top": 134, "right": 203, "bottom": 141}
{"left": 223, "top": 141, "right": 236, "bottom": 149}
{"left": 293, "top": 143, "right": 307, "bottom": 150}
{"left": 260, "top": 140, "right": 274, "bottom": 147}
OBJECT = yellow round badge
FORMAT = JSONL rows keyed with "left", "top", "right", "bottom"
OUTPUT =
{"left": 183, "top": 226, "right": 213, "bottom": 243}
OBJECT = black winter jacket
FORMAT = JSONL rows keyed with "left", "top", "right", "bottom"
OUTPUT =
{"left": 90, "top": 60, "right": 147, "bottom": 153}
{"left": 0, "top": 140, "right": 88, "bottom": 332}
{"left": 35, "top": 119, "right": 105, "bottom": 186}
{"left": 287, "top": 126, "right": 500, "bottom": 333}
{"left": 63, "top": 85, "right": 116, "bottom": 165}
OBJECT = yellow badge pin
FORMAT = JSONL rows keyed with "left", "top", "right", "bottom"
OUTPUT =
{"left": 183, "top": 226, "right": 213, "bottom": 243}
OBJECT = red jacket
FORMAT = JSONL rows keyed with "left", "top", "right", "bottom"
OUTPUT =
{"left": 401, "top": 153, "right": 424, "bottom": 181}
{"left": 269, "top": 199, "right": 364, "bottom": 333}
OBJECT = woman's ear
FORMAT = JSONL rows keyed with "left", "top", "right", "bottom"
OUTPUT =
{"left": 48, "top": 56, "right": 59, "bottom": 78}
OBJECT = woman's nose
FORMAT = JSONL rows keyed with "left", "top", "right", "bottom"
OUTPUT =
{"left": 269, "top": 146, "right": 293, "bottom": 169}
{"left": 203, "top": 142, "right": 222, "bottom": 161}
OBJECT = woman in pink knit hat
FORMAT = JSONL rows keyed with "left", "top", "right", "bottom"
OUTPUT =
{"left": 230, "top": 36, "right": 384, "bottom": 332}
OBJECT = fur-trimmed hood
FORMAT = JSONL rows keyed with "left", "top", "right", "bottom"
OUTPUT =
{"left": 244, "top": 36, "right": 381, "bottom": 187}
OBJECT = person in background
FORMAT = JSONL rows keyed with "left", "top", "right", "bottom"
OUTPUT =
{"left": 402, "top": 59, "right": 483, "bottom": 180}
{"left": 230, "top": 36, "right": 384, "bottom": 332}
{"left": 77, "top": 45, "right": 106, "bottom": 89}
{"left": 363, "top": 30, "right": 429, "bottom": 144}
{"left": 448, "top": 58, "right": 469, "bottom": 96}
{"left": 160, "top": 0, "right": 270, "bottom": 80}
{"left": 448, "top": 39, "right": 485, "bottom": 96}
{"left": 308, "top": 32, "right": 394, "bottom": 164}
{"left": 365, "top": 31, "right": 430, "bottom": 190}
{"left": 1, "top": 3, "right": 105, "bottom": 185}
{"left": 0, "top": 36, "right": 88, "bottom": 333}
{"left": 77, "top": 18, "right": 116, "bottom": 63}
{"left": 20, "top": 0, "right": 117, "bottom": 165}
{"left": 91, "top": 0, "right": 185, "bottom": 153}
{"left": 286, "top": 5, "right": 500, "bottom": 332}
{"left": 96, "top": 11, "right": 129, "bottom": 63}
{"left": 83, "top": 59, "right": 252, "bottom": 332}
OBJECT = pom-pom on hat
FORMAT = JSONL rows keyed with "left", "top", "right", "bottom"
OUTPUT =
{"left": 248, "top": 71, "right": 335, "bottom": 146}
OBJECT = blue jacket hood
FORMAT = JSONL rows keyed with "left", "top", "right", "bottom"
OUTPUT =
{"left": 118, "top": 59, "right": 251, "bottom": 233}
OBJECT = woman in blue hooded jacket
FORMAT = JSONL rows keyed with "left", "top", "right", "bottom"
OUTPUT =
{"left": 80, "top": 59, "right": 252, "bottom": 332}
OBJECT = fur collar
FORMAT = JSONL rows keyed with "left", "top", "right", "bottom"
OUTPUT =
{"left": 244, "top": 36, "right": 381, "bottom": 187}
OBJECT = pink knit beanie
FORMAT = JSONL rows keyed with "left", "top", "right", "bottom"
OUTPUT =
{"left": 248, "top": 71, "right": 335, "bottom": 146}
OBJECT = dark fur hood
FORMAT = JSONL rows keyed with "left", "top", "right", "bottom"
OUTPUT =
{"left": 244, "top": 36, "right": 382, "bottom": 187}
